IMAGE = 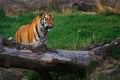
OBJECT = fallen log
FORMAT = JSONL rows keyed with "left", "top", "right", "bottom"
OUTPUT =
{"left": 0, "top": 34, "right": 120, "bottom": 80}
{"left": 0, "top": 46, "right": 90, "bottom": 71}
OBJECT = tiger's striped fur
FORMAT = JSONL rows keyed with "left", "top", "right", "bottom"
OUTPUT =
{"left": 15, "top": 11, "right": 54, "bottom": 46}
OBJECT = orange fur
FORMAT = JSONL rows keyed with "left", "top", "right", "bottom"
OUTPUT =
{"left": 15, "top": 16, "right": 40, "bottom": 44}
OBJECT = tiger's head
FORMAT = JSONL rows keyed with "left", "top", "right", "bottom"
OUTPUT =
{"left": 39, "top": 11, "right": 54, "bottom": 32}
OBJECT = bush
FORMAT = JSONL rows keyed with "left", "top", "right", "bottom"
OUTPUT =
{"left": 0, "top": 8, "right": 6, "bottom": 21}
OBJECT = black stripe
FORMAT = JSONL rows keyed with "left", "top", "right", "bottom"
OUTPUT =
{"left": 34, "top": 34, "right": 38, "bottom": 41}
{"left": 40, "top": 20, "right": 45, "bottom": 28}
{"left": 42, "top": 31, "right": 48, "bottom": 44}
{"left": 41, "top": 23, "right": 44, "bottom": 27}
{"left": 43, "top": 31, "right": 48, "bottom": 39}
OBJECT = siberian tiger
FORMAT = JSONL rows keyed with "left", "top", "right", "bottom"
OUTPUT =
{"left": 15, "top": 11, "right": 54, "bottom": 46}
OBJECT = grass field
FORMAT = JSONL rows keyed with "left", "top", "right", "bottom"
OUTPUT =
{"left": 0, "top": 13, "right": 120, "bottom": 50}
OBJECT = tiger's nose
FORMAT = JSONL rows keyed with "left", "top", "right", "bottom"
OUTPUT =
{"left": 46, "top": 25, "right": 53, "bottom": 29}
{"left": 49, "top": 24, "right": 53, "bottom": 28}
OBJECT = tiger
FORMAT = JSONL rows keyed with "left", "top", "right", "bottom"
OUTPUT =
{"left": 15, "top": 11, "right": 54, "bottom": 46}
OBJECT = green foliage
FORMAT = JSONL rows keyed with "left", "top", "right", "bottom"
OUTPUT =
{"left": 0, "top": 8, "right": 6, "bottom": 21}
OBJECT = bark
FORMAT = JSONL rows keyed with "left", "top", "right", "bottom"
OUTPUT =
{"left": 0, "top": 47, "right": 90, "bottom": 71}
{"left": 90, "top": 37, "right": 120, "bottom": 59}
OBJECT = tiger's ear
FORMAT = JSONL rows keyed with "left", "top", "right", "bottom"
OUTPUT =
{"left": 39, "top": 11, "right": 44, "bottom": 16}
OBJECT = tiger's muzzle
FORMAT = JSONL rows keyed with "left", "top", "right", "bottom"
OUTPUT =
{"left": 45, "top": 25, "right": 53, "bottom": 31}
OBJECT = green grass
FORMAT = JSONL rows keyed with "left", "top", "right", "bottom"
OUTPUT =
{"left": 48, "top": 13, "right": 120, "bottom": 50}
{"left": 0, "top": 13, "right": 120, "bottom": 50}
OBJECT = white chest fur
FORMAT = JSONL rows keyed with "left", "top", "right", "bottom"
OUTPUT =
{"left": 33, "top": 22, "right": 48, "bottom": 46}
